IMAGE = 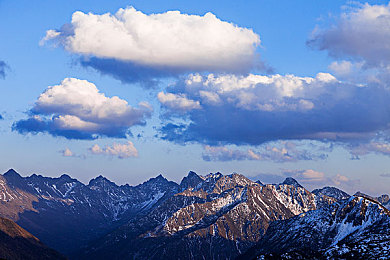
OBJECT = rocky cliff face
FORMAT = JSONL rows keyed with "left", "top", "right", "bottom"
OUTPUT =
{"left": 240, "top": 195, "right": 390, "bottom": 259}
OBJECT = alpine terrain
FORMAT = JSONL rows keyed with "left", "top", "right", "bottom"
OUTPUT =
{"left": 0, "top": 169, "right": 389, "bottom": 259}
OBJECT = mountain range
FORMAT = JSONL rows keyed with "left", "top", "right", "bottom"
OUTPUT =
{"left": 0, "top": 168, "right": 389, "bottom": 259}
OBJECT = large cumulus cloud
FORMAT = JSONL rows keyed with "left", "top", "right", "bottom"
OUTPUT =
{"left": 13, "top": 78, "right": 152, "bottom": 139}
{"left": 159, "top": 73, "right": 390, "bottom": 146}
{"left": 42, "top": 7, "right": 261, "bottom": 86}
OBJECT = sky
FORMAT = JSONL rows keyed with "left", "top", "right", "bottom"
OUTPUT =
{"left": 1, "top": 0, "right": 390, "bottom": 195}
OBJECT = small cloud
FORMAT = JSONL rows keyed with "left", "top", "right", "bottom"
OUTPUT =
{"left": 39, "top": 29, "right": 61, "bottom": 46}
{"left": 380, "top": 173, "right": 390, "bottom": 178}
{"left": 285, "top": 169, "right": 325, "bottom": 183}
{"left": 0, "top": 60, "right": 9, "bottom": 79}
{"left": 59, "top": 148, "right": 86, "bottom": 159}
{"left": 331, "top": 173, "right": 351, "bottom": 186}
{"left": 89, "top": 141, "right": 138, "bottom": 159}
{"left": 61, "top": 148, "right": 74, "bottom": 157}
{"left": 158, "top": 92, "right": 201, "bottom": 112}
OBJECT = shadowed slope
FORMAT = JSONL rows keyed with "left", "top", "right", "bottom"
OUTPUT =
{"left": 0, "top": 216, "right": 65, "bottom": 260}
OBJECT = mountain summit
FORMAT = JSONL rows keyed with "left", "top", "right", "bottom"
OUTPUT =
{"left": 281, "top": 177, "right": 303, "bottom": 188}
{"left": 179, "top": 171, "right": 203, "bottom": 190}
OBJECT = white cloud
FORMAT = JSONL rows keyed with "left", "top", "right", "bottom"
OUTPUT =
{"left": 14, "top": 78, "right": 152, "bottom": 139}
{"left": 158, "top": 92, "right": 201, "bottom": 112}
{"left": 59, "top": 147, "right": 86, "bottom": 159}
{"left": 202, "top": 142, "right": 327, "bottom": 162}
{"left": 160, "top": 71, "right": 390, "bottom": 146}
{"left": 295, "top": 169, "right": 325, "bottom": 182}
{"left": 199, "top": 90, "right": 221, "bottom": 105}
{"left": 309, "top": 3, "right": 390, "bottom": 68}
{"left": 331, "top": 174, "right": 350, "bottom": 186}
{"left": 328, "top": 60, "right": 353, "bottom": 76}
{"left": 89, "top": 141, "right": 138, "bottom": 159}
{"left": 161, "top": 72, "right": 336, "bottom": 113}
{"left": 42, "top": 7, "right": 260, "bottom": 73}
{"left": 39, "top": 29, "right": 61, "bottom": 46}
{"left": 90, "top": 144, "right": 103, "bottom": 154}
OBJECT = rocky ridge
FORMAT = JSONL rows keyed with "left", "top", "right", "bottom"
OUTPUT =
{"left": 240, "top": 195, "right": 390, "bottom": 259}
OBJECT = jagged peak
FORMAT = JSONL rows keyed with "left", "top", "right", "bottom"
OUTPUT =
{"left": 134, "top": 174, "right": 180, "bottom": 191}
{"left": 180, "top": 171, "right": 203, "bottom": 189}
{"left": 3, "top": 169, "right": 22, "bottom": 178}
{"left": 187, "top": 171, "right": 199, "bottom": 177}
{"left": 225, "top": 172, "right": 253, "bottom": 183}
{"left": 59, "top": 174, "right": 73, "bottom": 180}
{"left": 256, "top": 180, "right": 264, "bottom": 186}
{"left": 140, "top": 174, "right": 170, "bottom": 185}
{"left": 156, "top": 174, "right": 165, "bottom": 180}
{"left": 281, "top": 177, "right": 303, "bottom": 188}
{"left": 312, "top": 186, "right": 350, "bottom": 200}
{"left": 88, "top": 175, "right": 117, "bottom": 187}
{"left": 182, "top": 171, "right": 201, "bottom": 180}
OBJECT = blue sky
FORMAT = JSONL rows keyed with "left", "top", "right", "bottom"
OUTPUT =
{"left": 1, "top": 0, "right": 390, "bottom": 195}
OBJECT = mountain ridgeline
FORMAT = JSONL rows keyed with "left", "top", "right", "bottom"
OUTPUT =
{"left": 0, "top": 169, "right": 389, "bottom": 259}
